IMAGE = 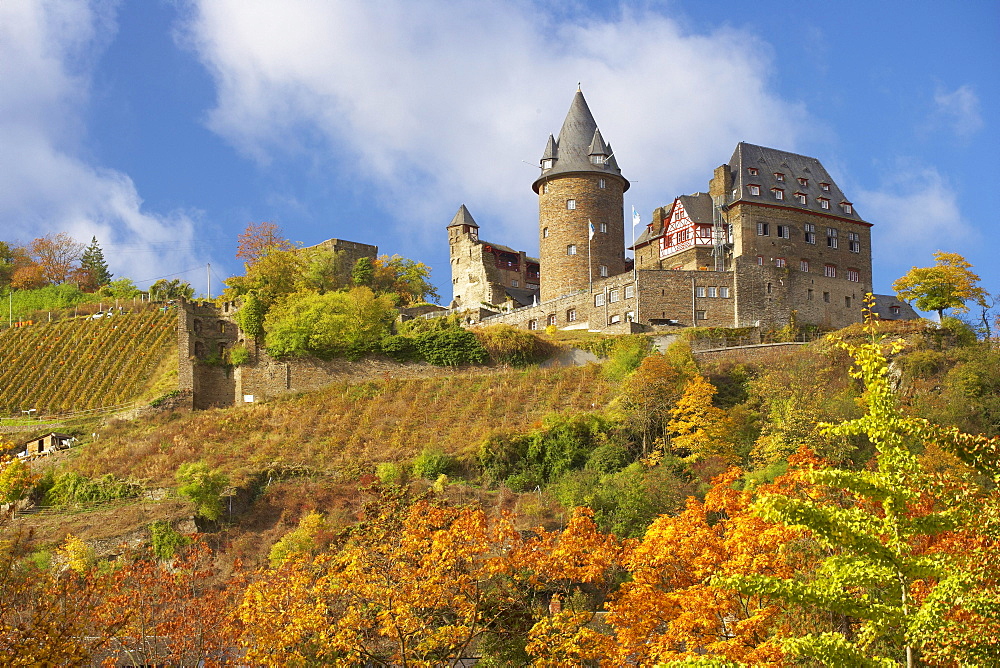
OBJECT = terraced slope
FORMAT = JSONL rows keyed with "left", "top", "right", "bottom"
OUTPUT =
{"left": 76, "top": 363, "right": 616, "bottom": 483}
{"left": 0, "top": 308, "right": 176, "bottom": 416}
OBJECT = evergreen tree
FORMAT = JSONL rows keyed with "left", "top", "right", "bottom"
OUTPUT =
{"left": 80, "top": 236, "right": 112, "bottom": 287}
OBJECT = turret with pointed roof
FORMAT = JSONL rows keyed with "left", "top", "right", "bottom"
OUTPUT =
{"left": 535, "top": 89, "right": 629, "bottom": 301}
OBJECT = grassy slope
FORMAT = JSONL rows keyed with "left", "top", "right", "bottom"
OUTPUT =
{"left": 0, "top": 307, "right": 177, "bottom": 416}
{"left": 71, "top": 363, "right": 615, "bottom": 485}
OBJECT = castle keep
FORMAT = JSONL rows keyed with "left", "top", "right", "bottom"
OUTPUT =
{"left": 450, "top": 89, "right": 885, "bottom": 332}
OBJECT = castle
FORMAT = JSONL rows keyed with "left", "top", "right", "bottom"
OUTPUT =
{"left": 449, "top": 89, "right": 912, "bottom": 332}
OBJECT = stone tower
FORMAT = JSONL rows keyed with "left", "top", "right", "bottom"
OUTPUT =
{"left": 533, "top": 88, "right": 629, "bottom": 302}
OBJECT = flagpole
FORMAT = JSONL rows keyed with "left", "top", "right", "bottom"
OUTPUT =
{"left": 632, "top": 207, "right": 641, "bottom": 325}
{"left": 588, "top": 218, "right": 593, "bottom": 294}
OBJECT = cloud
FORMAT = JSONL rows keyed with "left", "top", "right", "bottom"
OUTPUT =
{"left": 182, "top": 0, "right": 811, "bottom": 252}
{"left": 0, "top": 1, "right": 205, "bottom": 290}
{"left": 857, "top": 163, "right": 972, "bottom": 268}
{"left": 931, "top": 84, "right": 983, "bottom": 139}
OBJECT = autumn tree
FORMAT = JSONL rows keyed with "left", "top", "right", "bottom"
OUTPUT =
{"left": 175, "top": 462, "right": 229, "bottom": 521}
{"left": 237, "top": 489, "right": 530, "bottom": 666}
{"left": 149, "top": 278, "right": 195, "bottom": 301}
{"left": 0, "top": 456, "right": 39, "bottom": 509}
{"left": 28, "top": 233, "right": 85, "bottom": 286}
{"left": 731, "top": 300, "right": 1000, "bottom": 666}
{"left": 893, "top": 251, "right": 988, "bottom": 320}
{"left": 236, "top": 221, "right": 294, "bottom": 266}
{"left": 667, "top": 374, "right": 726, "bottom": 460}
{"left": 372, "top": 254, "right": 439, "bottom": 305}
{"left": 614, "top": 352, "right": 689, "bottom": 455}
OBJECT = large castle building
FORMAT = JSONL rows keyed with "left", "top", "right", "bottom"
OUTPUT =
{"left": 450, "top": 89, "right": 909, "bottom": 332}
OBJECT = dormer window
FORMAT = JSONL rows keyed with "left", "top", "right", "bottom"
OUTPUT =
{"left": 795, "top": 192, "right": 806, "bottom": 205}
{"left": 774, "top": 173, "right": 785, "bottom": 182}
{"left": 818, "top": 197, "right": 830, "bottom": 210}
{"left": 748, "top": 184, "right": 760, "bottom": 196}
{"left": 591, "top": 155, "right": 605, "bottom": 165}
{"left": 772, "top": 188, "right": 784, "bottom": 200}
{"left": 798, "top": 177, "right": 808, "bottom": 186}
{"left": 841, "top": 202, "right": 853, "bottom": 214}
{"left": 820, "top": 182, "right": 830, "bottom": 192}
{"left": 748, "top": 167, "right": 759, "bottom": 176}
{"left": 542, "top": 159, "right": 553, "bottom": 170}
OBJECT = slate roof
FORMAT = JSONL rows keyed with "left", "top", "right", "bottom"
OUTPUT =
{"left": 533, "top": 90, "right": 629, "bottom": 193}
{"left": 448, "top": 204, "right": 479, "bottom": 229}
{"left": 630, "top": 193, "right": 713, "bottom": 250}
{"left": 871, "top": 294, "right": 921, "bottom": 321}
{"left": 504, "top": 286, "right": 541, "bottom": 308}
{"left": 726, "top": 143, "right": 866, "bottom": 223}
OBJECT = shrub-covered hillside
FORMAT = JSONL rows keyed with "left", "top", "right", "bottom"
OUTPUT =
{"left": 0, "top": 307, "right": 176, "bottom": 416}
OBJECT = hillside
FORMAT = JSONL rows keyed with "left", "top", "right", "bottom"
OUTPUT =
{"left": 0, "top": 306, "right": 176, "bottom": 417}
{"left": 69, "top": 363, "right": 615, "bottom": 485}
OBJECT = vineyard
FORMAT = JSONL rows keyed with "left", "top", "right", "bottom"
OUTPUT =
{"left": 74, "top": 363, "right": 616, "bottom": 483}
{"left": 0, "top": 307, "right": 176, "bottom": 416}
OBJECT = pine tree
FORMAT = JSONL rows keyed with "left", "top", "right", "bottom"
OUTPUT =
{"left": 80, "top": 236, "right": 112, "bottom": 287}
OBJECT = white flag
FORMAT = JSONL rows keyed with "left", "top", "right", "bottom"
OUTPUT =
{"left": 632, "top": 205, "right": 641, "bottom": 227}
{"left": 589, "top": 219, "right": 595, "bottom": 240}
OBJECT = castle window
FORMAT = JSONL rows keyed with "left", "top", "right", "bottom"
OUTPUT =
{"left": 807, "top": 289, "right": 814, "bottom": 300}
{"left": 775, "top": 257, "right": 786, "bottom": 268}
{"left": 848, "top": 232, "right": 861, "bottom": 253}
{"left": 800, "top": 259, "right": 810, "bottom": 272}
{"left": 599, "top": 178, "right": 606, "bottom": 189}
{"left": 820, "top": 182, "right": 830, "bottom": 191}
{"left": 708, "top": 286, "right": 717, "bottom": 298}
{"left": 599, "top": 222, "right": 608, "bottom": 233}
{"left": 824, "top": 291, "right": 831, "bottom": 303}
{"left": 748, "top": 185, "right": 760, "bottom": 196}
{"left": 804, "top": 223, "right": 816, "bottom": 244}
{"left": 757, "top": 222, "right": 769, "bottom": 236}
{"left": 528, "top": 319, "right": 538, "bottom": 330}
{"left": 720, "top": 286, "right": 730, "bottom": 298}
{"left": 591, "top": 155, "right": 604, "bottom": 165}
{"left": 219, "top": 322, "right": 226, "bottom": 333}
{"left": 599, "top": 265, "right": 608, "bottom": 277}
{"left": 795, "top": 192, "right": 806, "bottom": 205}
{"left": 547, "top": 314, "right": 557, "bottom": 326}
{"left": 798, "top": 177, "right": 808, "bottom": 186}
{"left": 824, "top": 264, "right": 837, "bottom": 278}
{"left": 594, "top": 293, "right": 605, "bottom": 307}
{"left": 772, "top": 188, "right": 784, "bottom": 200}
{"left": 841, "top": 202, "right": 853, "bottom": 214}
{"left": 776, "top": 224, "right": 790, "bottom": 238}
{"left": 748, "top": 167, "right": 759, "bottom": 176}
{"left": 767, "top": 282, "right": 773, "bottom": 294}
{"left": 609, "top": 314, "right": 621, "bottom": 324}
{"left": 624, "top": 285, "right": 635, "bottom": 298}
{"left": 542, "top": 183, "right": 550, "bottom": 194}
{"left": 756, "top": 255, "right": 764, "bottom": 265}
{"left": 696, "top": 286, "right": 706, "bottom": 298}
{"left": 542, "top": 159, "right": 553, "bottom": 170}
{"left": 543, "top": 227, "right": 549, "bottom": 238}
{"left": 845, "top": 296, "right": 853, "bottom": 308}
{"left": 774, "top": 173, "right": 785, "bottom": 181}
{"left": 567, "top": 244, "right": 577, "bottom": 255}
{"left": 847, "top": 268, "right": 860, "bottom": 282}
{"left": 818, "top": 197, "right": 830, "bottom": 210}
{"left": 610, "top": 289, "right": 620, "bottom": 303}
{"left": 567, "top": 308, "right": 577, "bottom": 322}
{"left": 566, "top": 199, "right": 576, "bottom": 210}
{"left": 695, "top": 310, "right": 707, "bottom": 320}
{"left": 512, "top": 279, "right": 519, "bottom": 288}
{"left": 891, "top": 305, "right": 900, "bottom": 315}
{"left": 826, "top": 227, "right": 838, "bottom": 248}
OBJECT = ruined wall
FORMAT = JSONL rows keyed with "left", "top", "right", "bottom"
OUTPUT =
{"left": 178, "top": 301, "right": 239, "bottom": 409}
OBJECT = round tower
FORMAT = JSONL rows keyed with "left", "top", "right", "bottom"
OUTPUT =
{"left": 533, "top": 89, "right": 629, "bottom": 302}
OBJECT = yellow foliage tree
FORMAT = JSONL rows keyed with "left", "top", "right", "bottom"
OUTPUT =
{"left": 892, "top": 251, "right": 988, "bottom": 320}
{"left": 668, "top": 374, "right": 728, "bottom": 460}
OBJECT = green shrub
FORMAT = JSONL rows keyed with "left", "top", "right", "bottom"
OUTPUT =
{"left": 602, "top": 336, "right": 650, "bottom": 380}
{"left": 412, "top": 447, "right": 454, "bottom": 480}
{"left": 586, "top": 443, "right": 631, "bottom": 473}
{"left": 149, "top": 520, "right": 190, "bottom": 560}
{"left": 41, "top": 471, "right": 141, "bottom": 507}
{"left": 414, "top": 328, "right": 488, "bottom": 366}
{"left": 228, "top": 343, "right": 251, "bottom": 366}
{"left": 150, "top": 390, "right": 181, "bottom": 408}
{"left": 175, "top": 461, "right": 229, "bottom": 521}
{"left": 475, "top": 325, "right": 547, "bottom": 366}
{"left": 234, "top": 292, "right": 267, "bottom": 339}
{"left": 376, "top": 462, "right": 409, "bottom": 485}
{"left": 505, "top": 470, "right": 543, "bottom": 492}
{"left": 380, "top": 334, "right": 421, "bottom": 362}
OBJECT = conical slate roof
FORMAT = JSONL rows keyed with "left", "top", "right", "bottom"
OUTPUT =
{"left": 532, "top": 90, "right": 628, "bottom": 193}
{"left": 447, "top": 204, "right": 479, "bottom": 229}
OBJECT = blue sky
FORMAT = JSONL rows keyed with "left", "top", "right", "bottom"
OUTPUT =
{"left": 1, "top": 0, "right": 997, "bottom": 316}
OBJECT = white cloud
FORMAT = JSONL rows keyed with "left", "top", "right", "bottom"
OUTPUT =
{"left": 932, "top": 84, "right": 983, "bottom": 139}
{"left": 183, "top": 0, "right": 811, "bottom": 252}
{"left": 0, "top": 1, "right": 205, "bottom": 290}
{"left": 857, "top": 163, "right": 972, "bottom": 269}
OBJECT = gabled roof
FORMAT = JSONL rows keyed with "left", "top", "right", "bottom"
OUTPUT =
{"left": 726, "top": 142, "right": 865, "bottom": 223}
{"left": 872, "top": 294, "right": 921, "bottom": 321}
{"left": 533, "top": 90, "right": 629, "bottom": 193}
{"left": 630, "top": 193, "right": 714, "bottom": 250}
{"left": 503, "top": 286, "right": 541, "bottom": 308}
{"left": 448, "top": 204, "right": 479, "bottom": 229}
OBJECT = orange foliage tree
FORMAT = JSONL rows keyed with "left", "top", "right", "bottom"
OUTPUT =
{"left": 28, "top": 233, "right": 85, "bottom": 285}
{"left": 236, "top": 221, "right": 294, "bottom": 266}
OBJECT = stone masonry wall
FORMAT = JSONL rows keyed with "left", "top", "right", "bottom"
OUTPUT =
{"left": 538, "top": 174, "right": 626, "bottom": 301}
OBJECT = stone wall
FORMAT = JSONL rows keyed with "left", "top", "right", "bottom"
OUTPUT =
{"left": 538, "top": 174, "right": 626, "bottom": 301}
{"left": 178, "top": 301, "right": 239, "bottom": 410}
{"left": 692, "top": 341, "right": 808, "bottom": 365}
